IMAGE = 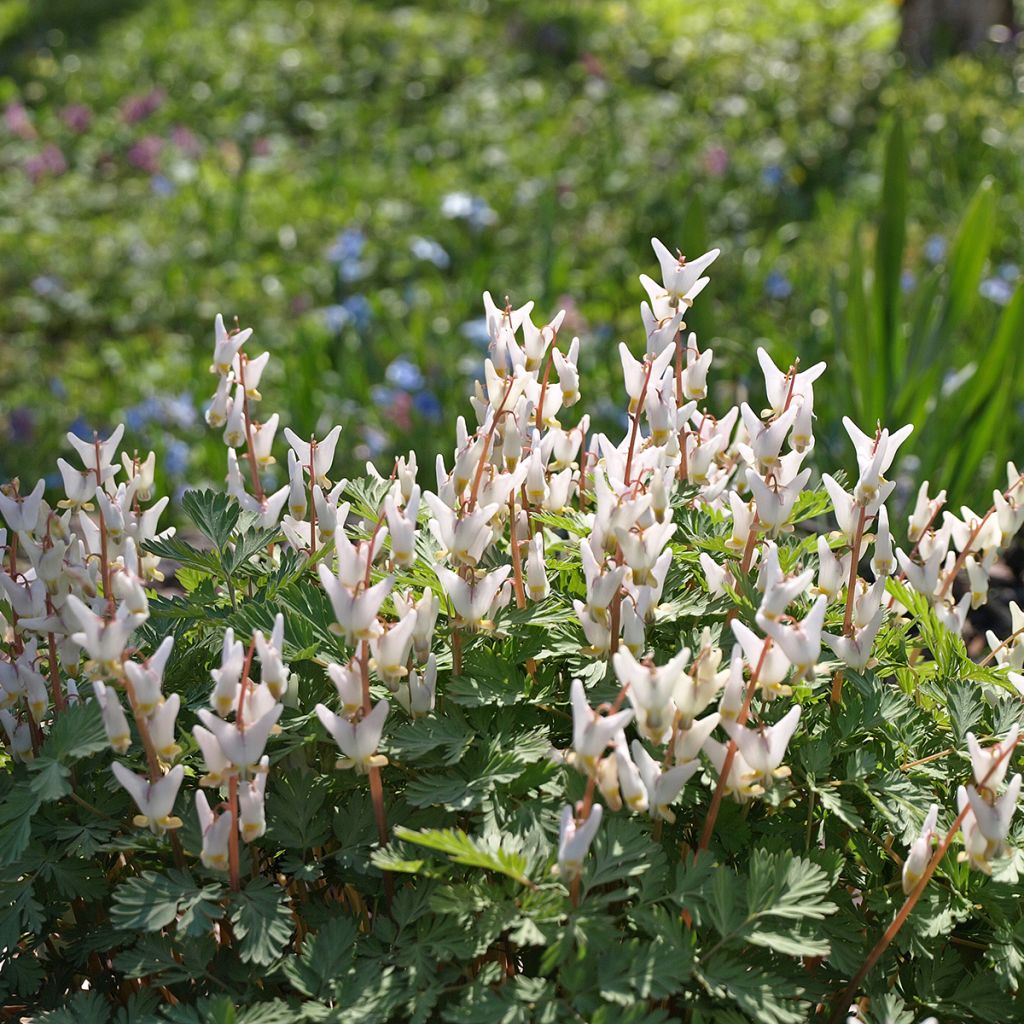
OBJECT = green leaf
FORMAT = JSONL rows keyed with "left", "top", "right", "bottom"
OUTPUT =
{"left": 0, "top": 785, "right": 41, "bottom": 866}
{"left": 35, "top": 990, "right": 110, "bottom": 1024}
{"left": 281, "top": 917, "right": 358, "bottom": 998}
{"left": 392, "top": 827, "right": 535, "bottom": 887}
{"left": 229, "top": 878, "right": 293, "bottom": 966}
{"left": 111, "top": 869, "right": 222, "bottom": 937}
{"left": 40, "top": 698, "right": 108, "bottom": 762}
{"left": 143, "top": 535, "right": 223, "bottom": 576}
{"left": 387, "top": 713, "right": 474, "bottom": 766}
{"left": 182, "top": 488, "right": 240, "bottom": 550}
{"left": 28, "top": 757, "right": 71, "bottom": 802}
{"left": 698, "top": 953, "right": 805, "bottom": 1024}
{"left": 745, "top": 849, "right": 837, "bottom": 922}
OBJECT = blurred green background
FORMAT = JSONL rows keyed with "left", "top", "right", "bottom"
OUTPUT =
{"left": 1, "top": 0, "right": 1023, "bottom": 511}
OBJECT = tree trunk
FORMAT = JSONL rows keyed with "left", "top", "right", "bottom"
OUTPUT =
{"left": 899, "top": 0, "right": 1015, "bottom": 67}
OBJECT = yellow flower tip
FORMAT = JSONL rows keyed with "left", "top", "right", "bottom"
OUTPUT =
{"left": 112, "top": 736, "right": 131, "bottom": 754}
{"left": 132, "top": 814, "right": 151, "bottom": 829}
{"left": 160, "top": 816, "right": 184, "bottom": 831}
{"left": 242, "top": 824, "right": 262, "bottom": 842}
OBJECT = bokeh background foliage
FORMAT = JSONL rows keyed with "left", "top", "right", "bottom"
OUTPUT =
{"left": 1, "top": 0, "right": 1024, "bottom": 507}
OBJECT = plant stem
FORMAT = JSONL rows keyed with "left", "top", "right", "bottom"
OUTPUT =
{"left": 509, "top": 492, "right": 526, "bottom": 609}
{"left": 698, "top": 639, "right": 772, "bottom": 852}
{"left": 237, "top": 354, "right": 266, "bottom": 503}
{"left": 831, "top": 504, "right": 868, "bottom": 706}
{"left": 623, "top": 360, "right": 654, "bottom": 487}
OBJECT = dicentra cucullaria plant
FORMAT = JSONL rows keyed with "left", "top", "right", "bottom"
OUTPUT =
{"left": 4, "top": 239, "right": 1024, "bottom": 1024}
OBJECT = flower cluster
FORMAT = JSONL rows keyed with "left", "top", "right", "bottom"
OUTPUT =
{"left": 4, "top": 236, "right": 1024, "bottom": 1021}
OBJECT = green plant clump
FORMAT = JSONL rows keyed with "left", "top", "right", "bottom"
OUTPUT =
{"left": 3, "top": 239, "right": 1024, "bottom": 1023}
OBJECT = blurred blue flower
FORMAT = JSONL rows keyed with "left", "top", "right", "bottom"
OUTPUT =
{"left": 323, "top": 304, "right": 351, "bottom": 334}
{"left": 68, "top": 417, "right": 93, "bottom": 440}
{"left": 150, "top": 174, "right": 176, "bottom": 197}
{"left": 371, "top": 385, "right": 397, "bottom": 407}
{"left": 923, "top": 235, "right": 947, "bottom": 265}
{"left": 413, "top": 390, "right": 442, "bottom": 422}
{"left": 49, "top": 378, "right": 67, "bottom": 399}
{"left": 764, "top": 271, "right": 793, "bottom": 300}
{"left": 441, "top": 192, "right": 497, "bottom": 230}
{"left": 31, "top": 275, "right": 62, "bottom": 297}
{"left": 162, "top": 392, "right": 198, "bottom": 430}
{"left": 125, "top": 396, "right": 162, "bottom": 431}
{"left": 900, "top": 269, "right": 917, "bottom": 293}
{"left": 9, "top": 407, "right": 33, "bottom": 443}
{"left": 327, "top": 228, "right": 368, "bottom": 282}
{"left": 459, "top": 318, "right": 490, "bottom": 349}
{"left": 410, "top": 236, "right": 450, "bottom": 269}
{"left": 362, "top": 426, "right": 388, "bottom": 457}
{"left": 980, "top": 277, "right": 1014, "bottom": 306}
{"left": 164, "top": 438, "right": 189, "bottom": 477}
{"left": 342, "top": 294, "right": 372, "bottom": 330}
{"left": 761, "top": 164, "right": 784, "bottom": 188}
{"left": 999, "top": 263, "right": 1020, "bottom": 282}
{"left": 327, "top": 228, "right": 365, "bottom": 264}
{"left": 386, "top": 357, "right": 425, "bottom": 391}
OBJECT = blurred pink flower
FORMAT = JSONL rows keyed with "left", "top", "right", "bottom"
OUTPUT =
{"left": 25, "top": 145, "right": 67, "bottom": 182}
{"left": 127, "top": 135, "right": 164, "bottom": 174}
{"left": 120, "top": 88, "right": 165, "bottom": 124}
{"left": 170, "top": 124, "right": 202, "bottom": 157}
{"left": 702, "top": 145, "right": 729, "bottom": 178}
{"left": 252, "top": 136, "right": 272, "bottom": 157}
{"left": 61, "top": 104, "right": 93, "bottom": 133}
{"left": 5, "top": 101, "right": 36, "bottom": 140}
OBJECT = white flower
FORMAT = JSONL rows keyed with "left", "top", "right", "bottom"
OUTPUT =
{"left": 435, "top": 564, "right": 510, "bottom": 632}
{"left": 148, "top": 694, "right": 181, "bottom": 760}
{"left": 720, "top": 704, "right": 801, "bottom": 787}
{"left": 192, "top": 724, "right": 231, "bottom": 787}
{"left": 196, "top": 790, "right": 233, "bottom": 870}
{"left": 283, "top": 425, "right": 343, "bottom": 488}
{"left": 642, "top": 238, "right": 720, "bottom": 316}
{"left": 396, "top": 654, "right": 437, "bottom": 718}
{"left": 66, "top": 423, "right": 125, "bottom": 474}
{"left": 315, "top": 699, "right": 389, "bottom": 772}
{"left": 823, "top": 608, "right": 884, "bottom": 672}
{"left": 631, "top": 739, "right": 700, "bottom": 822}
{"left": 92, "top": 680, "right": 131, "bottom": 753}
{"left": 730, "top": 620, "right": 792, "bottom": 699}
{"left": 238, "top": 763, "right": 269, "bottom": 842}
{"left": 756, "top": 348, "right": 826, "bottom": 419}
{"left": 210, "top": 628, "right": 246, "bottom": 717}
{"left": 370, "top": 612, "right": 418, "bottom": 688}
{"left": 902, "top": 803, "right": 938, "bottom": 894}
{"left": 211, "top": 313, "right": 251, "bottom": 375}
{"left": 122, "top": 636, "right": 174, "bottom": 715}
{"left": 555, "top": 803, "right": 603, "bottom": 881}
{"left": 757, "top": 595, "right": 827, "bottom": 681}
{"left": 870, "top": 505, "right": 895, "bottom": 577}
{"left": 111, "top": 762, "right": 184, "bottom": 834}
{"left": 615, "top": 647, "right": 688, "bottom": 744}
{"left": 318, "top": 568, "right": 394, "bottom": 642}
{"left": 569, "top": 677, "right": 633, "bottom": 773}
{"left": 195, "top": 704, "right": 282, "bottom": 774}
{"left": 745, "top": 468, "right": 811, "bottom": 534}
{"left": 0, "top": 479, "right": 46, "bottom": 534}
{"left": 65, "top": 595, "right": 135, "bottom": 676}
{"left": 254, "top": 614, "right": 291, "bottom": 699}
{"left": 966, "top": 725, "right": 1019, "bottom": 795}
